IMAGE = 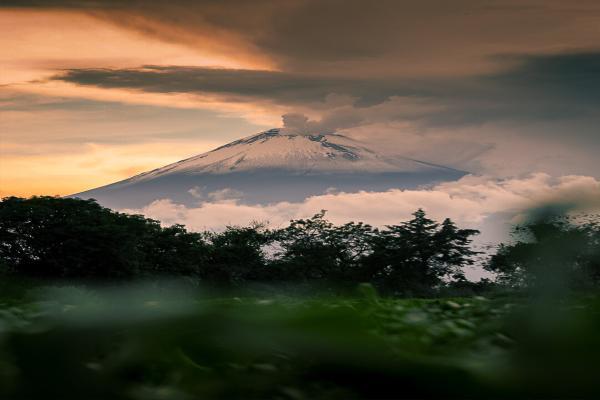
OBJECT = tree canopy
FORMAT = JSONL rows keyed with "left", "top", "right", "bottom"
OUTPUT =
{"left": 0, "top": 196, "right": 208, "bottom": 279}
{"left": 487, "top": 215, "right": 600, "bottom": 290}
{"left": 1, "top": 196, "right": 486, "bottom": 295}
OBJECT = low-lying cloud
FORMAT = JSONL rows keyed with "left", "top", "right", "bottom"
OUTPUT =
{"left": 124, "top": 174, "right": 600, "bottom": 246}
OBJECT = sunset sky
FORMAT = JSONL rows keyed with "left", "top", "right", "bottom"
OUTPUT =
{"left": 1, "top": 0, "right": 599, "bottom": 199}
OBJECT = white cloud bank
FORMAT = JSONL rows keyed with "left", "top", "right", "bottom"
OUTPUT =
{"left": 124, "top": 173, "right": 600, "bottom": 245}
{"left": 122, "top": 173, "right": 600, "bottom": 281}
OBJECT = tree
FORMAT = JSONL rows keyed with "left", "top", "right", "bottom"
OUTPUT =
{"left": 203, "top": 224, "right": 271, "bottom": 286}
{"left": 487, "top": 215, "right": 600, "bottom": 289}
{"left": 272, "top": 211, "right": 344, "bottom": 281}
{"left": 0, "top": 196, "right": 209, "bottom": 279}
{"left": 272, "top": 211, "right": 375, "bottom": 283}
{"left": 143, "top": 224, "right": 210, "bottom": 277}
{"left": 364, "top": 209, "right": 479, "bottom": 295}
{"left": 0, "top": 197, "right": 483, "bottom": 294}
{"left": 434, "top": 218, "right": 480, "bottom": 281}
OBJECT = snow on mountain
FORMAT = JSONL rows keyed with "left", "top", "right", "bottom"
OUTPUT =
{"left": 75, "top": 129, "right": 467, "bottom": 209}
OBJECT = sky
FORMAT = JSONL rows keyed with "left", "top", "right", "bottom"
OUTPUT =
{"left": 1, "top": 1, "right": 599, "bottom": 215}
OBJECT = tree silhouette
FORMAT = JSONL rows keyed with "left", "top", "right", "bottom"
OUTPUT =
{"left": 0, "top": 196, "right": 209, "bottom": 279}
{"left": 1, "top": 197, "right": 484, "bottom": 295}
{"left": 487, "top": 215, "right": 600, "bottom": 289}
{"left": 364, "top": 209, "right": 479, "bottom": 295}
{"left": 273, "top": 211, "right": 376, "bottom": 283}
{"left": 204, "top": 224, "right": 271, "bottom": 286}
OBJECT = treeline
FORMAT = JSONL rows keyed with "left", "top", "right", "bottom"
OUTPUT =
{"left": 1, "top": 197, "right": 599, "bottom": 295}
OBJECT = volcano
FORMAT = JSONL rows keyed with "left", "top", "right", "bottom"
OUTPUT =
{"left": 75, "top": 128, "right": 466, "bottom": 209}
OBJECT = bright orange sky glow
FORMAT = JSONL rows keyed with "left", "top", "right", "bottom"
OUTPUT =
{"left": 1, "top": 9, "right": 274, "bottom": 197}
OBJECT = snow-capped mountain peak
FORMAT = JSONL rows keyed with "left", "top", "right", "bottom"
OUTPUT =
{"left": 75, "top": 128, "right": 466, "bottom": 208}
{"left": 126, "top": 129, "right": 453, "bottom": 183}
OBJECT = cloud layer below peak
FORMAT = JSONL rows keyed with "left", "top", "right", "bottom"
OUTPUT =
{"left": 125, "top": 173, "right": 600, "bottom": 242}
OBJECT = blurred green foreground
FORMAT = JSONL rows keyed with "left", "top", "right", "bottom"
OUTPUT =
{"left": 1, "top": 283, "right": 598, "bottom": 399}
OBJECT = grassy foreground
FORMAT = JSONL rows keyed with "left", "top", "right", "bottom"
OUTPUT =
{"left": 0, "top": 284, "right": 599, "bottom": 399}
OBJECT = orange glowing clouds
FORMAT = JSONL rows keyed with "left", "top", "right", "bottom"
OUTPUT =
{"left": 1, "top": 9, "right": 272, "bottom": 86}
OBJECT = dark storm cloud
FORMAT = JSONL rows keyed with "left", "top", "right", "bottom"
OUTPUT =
{"left": 490, "top": 52, "right": 600, "bottom": 104}
{"left": 421, "top": 52, "right": 600, "bottom": 127}
{"left": 52, "top": 65, "right": 425, "bottom": 107}
{"left": 0, "top": 0, "right": 456, "bottom": 60}
{"left": 53, "top": 66, "right": 367, "bottom": 104}
{"left": 53, "top": 52, "right": 600, "bottom": 130}
{"left": 373, "top": 51, "right": 600, "bottom": 128}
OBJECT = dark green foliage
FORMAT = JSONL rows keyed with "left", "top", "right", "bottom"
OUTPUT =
{"left": 143, "top": 224, "right": 209, "bottom": 277}
{"left": 2, "top": 198, "right": 600, "bottom": 398}
{"left": 1, "top": 287, "right": 599, "bottom": 399}
{"left": 203, "top": 224, "right": 271, "bottom": 285}
{"left": 487, "top": 215, "right": 600, "bottom": 289}
{"left": 1, "top": 197, "right": 482, "bottom": 294}
{"left": 272, "top": 211, "right": 376, "bottom": 283}
{"left": 436, "top": 218, "right": 481, "bottom": 277}
{"left": 0, "top": 196, "right": 209, "bottom": 279}
{"left": 363, "top": 210, "right": 480, "bottom": 295}
{"left": 271, "top": 210, "right": 480, "bottom": 295}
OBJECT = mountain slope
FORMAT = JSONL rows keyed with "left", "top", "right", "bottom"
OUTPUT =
{"left": 75, "top": 129, "right": 467, "bottom": 208}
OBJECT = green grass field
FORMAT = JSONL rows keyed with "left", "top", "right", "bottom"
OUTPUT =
{"left": 1, "top": 283, "right": 599, "bottom": 399}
